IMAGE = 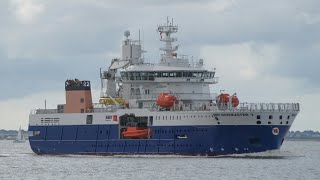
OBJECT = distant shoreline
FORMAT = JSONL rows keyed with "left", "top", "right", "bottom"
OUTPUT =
{"left": 285, "top": 138, "right": 320, "bottom": 141}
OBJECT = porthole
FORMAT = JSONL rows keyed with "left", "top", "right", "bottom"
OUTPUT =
{"left": 268, "top": 121, "right": 271, "bottom": 124}
{"left": 286, "top": 121, "right": 289, "bottom": 124}
{"left": 256, "top": 121, "right": 261, "bottom": 124}
{"left": 215, "top": 117, "right": 219, "bottom": 121}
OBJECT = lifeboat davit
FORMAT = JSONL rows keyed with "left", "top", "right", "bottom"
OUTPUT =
{"left": 157, "top": 93, "right": 177, "bottom": 108}
{"left": 217, "top": 93, "right": 239, "bottom": 107}
{"left": 122, "top": 127, "right": 152, "bottom": 139}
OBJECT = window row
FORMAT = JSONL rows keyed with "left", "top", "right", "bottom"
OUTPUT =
{"left": 120, "top": 71, "right": 215, "bottom": 80}
{"left": 154, "top": 129, "right": 208, "bottom": 134}
{"left": 257, "top": 115, "right": 290, "bottom": 120}
{"left": 155, "top": 114, "right": 214, "bottom": 120}
{"left": 256, "top": 120, "right": 289, "bottom": 125}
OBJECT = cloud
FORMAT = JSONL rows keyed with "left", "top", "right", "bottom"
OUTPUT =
{"left": 1, "top": 0, "right": 320, "bottom": 130}
{"left": 298, "top": 12, "right": 320, "bottom": 25}
{"left": 0, "top": 90, "right": 63, "bottom": 130}
{"left": 9, "top": 0, "right": 45, "bottom": 24}
{"left": 201, "top": 42, "right": 280, "bottom": 81}
{"left": 207, "top": 0, "right": 237, "bottom": 12}
{"left": 0, "top": 89, "right": 101, "bottom": 130}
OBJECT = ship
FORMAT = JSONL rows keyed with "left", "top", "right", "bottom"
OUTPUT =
{"left": 28, "top": 19, "right": 300, "bottom": 156}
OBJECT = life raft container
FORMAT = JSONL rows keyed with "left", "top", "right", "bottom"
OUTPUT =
{"left": 156, "top": 93, "right": 177, "bottom": 108}
{"left": 217, "top": 93, "right": 239, "bottom": 107}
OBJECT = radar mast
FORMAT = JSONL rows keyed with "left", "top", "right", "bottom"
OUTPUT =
{"left": 157, "top": 17, "right": 179, "bottom": 64}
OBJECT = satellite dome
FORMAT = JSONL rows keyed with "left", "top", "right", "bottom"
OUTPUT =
{"left": 124, "top": 30, "right": 130, "bottom": 37}
{"left": 199, "top": 59, "right": 204, "bottom": 65}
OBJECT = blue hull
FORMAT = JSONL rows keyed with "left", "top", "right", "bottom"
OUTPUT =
{"left": 28, "top": 125, "right": 289, "bottom": 156}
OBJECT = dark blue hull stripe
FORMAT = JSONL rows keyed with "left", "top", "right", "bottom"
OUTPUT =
{"left": 28, "top": 125, "right": 290, "bottom": 155}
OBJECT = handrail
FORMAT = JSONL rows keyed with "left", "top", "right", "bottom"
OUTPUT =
{"left": 218, "top": 103, "right": 300, "bottom": 112}
{"left": 30, "top": 102, "right": 299, "bottom": 115}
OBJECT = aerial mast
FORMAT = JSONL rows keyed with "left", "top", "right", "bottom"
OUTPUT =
{"left": 157, "top": 17, "right": 178, "bottom": 64}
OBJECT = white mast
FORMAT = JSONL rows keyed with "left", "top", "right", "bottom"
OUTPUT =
{"left": 157, "top": 17, "right": 179, "bottom": 64}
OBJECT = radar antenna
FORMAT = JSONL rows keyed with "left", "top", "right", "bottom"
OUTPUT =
{"left": 157, "top": 17, "right": 178, "bottom": 63}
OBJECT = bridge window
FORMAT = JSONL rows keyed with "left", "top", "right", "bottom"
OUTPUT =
{"left": 148, "top": 72, "right": 154, "bottom": 80}
{"left": 162, "top": 72, "right": 168, "bottom": 77}
{"left": 169, "top": 72, "right": 176, "bottom": 77}
{"left": 134, "top": 72, "right": 141, "bottom": 80}
{"left": 141, "top": 72, "right": 147, "bottom": 80}
{"left": 129, "top": 73, "right": 134, "bottom": 80}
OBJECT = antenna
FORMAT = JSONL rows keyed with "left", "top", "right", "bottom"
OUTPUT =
{"left": 100, "top": 68, "right": 103, "bottom": 97}
{"left": 139, "top": 29, "right": 141, "bottom": 43}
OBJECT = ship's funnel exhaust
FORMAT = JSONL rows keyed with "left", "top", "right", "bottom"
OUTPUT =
{"left": 65, "top": 79, "right": 93, "bottom": 113}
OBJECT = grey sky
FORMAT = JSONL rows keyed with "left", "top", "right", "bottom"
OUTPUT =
{"left": 1, "top": 0, "right": 319, "bottom": 130}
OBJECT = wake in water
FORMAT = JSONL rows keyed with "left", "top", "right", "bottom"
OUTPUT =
{"left": 27, "top": 149, "right": 303, "bottom": 159}
{"left": 0, "top": 154, "right": 10, "bottom": 157}
{"left": 214, "top": 149, "right": 304, "bottom": 159}
{"left": 0, "top": 153, "right": 34, "bottom": 158}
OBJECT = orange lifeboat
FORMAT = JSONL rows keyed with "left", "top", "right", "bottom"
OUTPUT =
{"left": 217, "top": 93, "right": 239, "bottom": 107}
{"left": 156, "top": 93, "right": 177, "bottom": 108}
{"left": 231, "top": 95, "right": 239, "bottom": 107}
{"left": 122, "top": 127, "right": 152, "bottom": 139}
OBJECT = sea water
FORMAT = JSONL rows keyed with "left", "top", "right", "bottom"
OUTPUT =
{"left": 0, "top": 140, "right": 319, "bottom": 180}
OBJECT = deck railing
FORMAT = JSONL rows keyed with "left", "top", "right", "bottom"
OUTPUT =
{"left": 31, "top": 102, "right": 299, "bottom": 115}
{"left": 218, "top": 103, "right": 300, "bottom": 112}
{"left": 30, "top": 103, "right": 118, "bottom": 115}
